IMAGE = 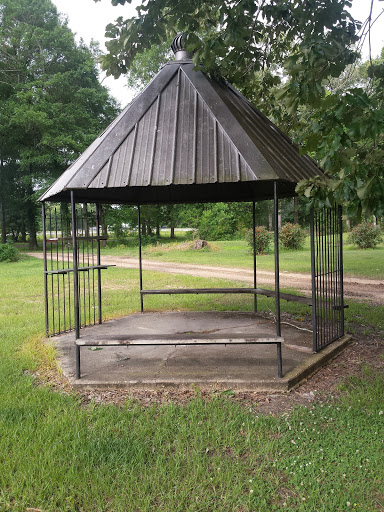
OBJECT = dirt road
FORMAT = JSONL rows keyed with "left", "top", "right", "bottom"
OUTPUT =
{"left": 29, "top": 253, "right": 384, "bottom": 304}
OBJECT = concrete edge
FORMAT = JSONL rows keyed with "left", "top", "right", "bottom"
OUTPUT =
{"left": 67, "top": 336, "right": 352, "bottom": 393}
{"left": 284, "top": 335, "right": 352, "bottom": 390}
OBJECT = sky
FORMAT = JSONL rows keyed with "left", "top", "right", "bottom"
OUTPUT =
{"left": 51, "top": 0, "right": 384, "bottom": 107}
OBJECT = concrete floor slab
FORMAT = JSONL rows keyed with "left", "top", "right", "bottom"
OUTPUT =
{"left": 53, "top": 311, "right": 350, "bottom": 392}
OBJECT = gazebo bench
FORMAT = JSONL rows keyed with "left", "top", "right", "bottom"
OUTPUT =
{"left": 74, "top": 332, "right": 283, "bottom": 380}
{"left": 141, "top": 287, "right": 313, "bottom": 305}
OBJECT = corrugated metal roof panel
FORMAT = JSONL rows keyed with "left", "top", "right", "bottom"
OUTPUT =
{"left": 39, "top": 58, "right": 323, "bottom": 204}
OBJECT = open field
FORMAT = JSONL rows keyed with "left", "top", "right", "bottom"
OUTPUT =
{"left": 105, "top": 237, "right": 384, "bottom": 279}
{"left": 19, "top": 234, "right": 384, "bottom": 279}
{"left": 0, "top": 256, "right": 383, "bottom": 511}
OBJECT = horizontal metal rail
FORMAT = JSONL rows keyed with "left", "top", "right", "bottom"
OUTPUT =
{"left": 141, "top": 287, "right": 313, "bottom": 305}
{"left": 46, "top": 236, "right": 108, "bottom": 243}
{"left": 74, "top": 333, "right": 284, "bottom": 379}
{"left": 45, "top": 265, "right": 115, "bottom": 275}
{"left": 75, "top": 334, "right": 283, "bottom": 346}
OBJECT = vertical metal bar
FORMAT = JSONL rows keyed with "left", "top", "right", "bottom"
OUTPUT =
{"left": 66, "top": 210, "right": 72, "bottom": 331}
{"left": 252, "top": 201, "right": 257, "bottom": 313}
{"left": 138, "top": 205, "right": 144, "bottom": 313}
{"left": 92, "top": 206, "right": 95, "bottom": 325}
{"left": 332, "top": 205, "right": 339, "bottom": 339}
{"left": 325, "top": 208, "right": 329, "bottom": 346}
{"left": 339, "top": 205, "right": 345, "bottom": 336}
{"left": 277, "top": 342, "right": 282, "bottom": 378}
{"left": 96, "top": 203, "right": 102, "bottom": 324}
{"left": 55, "top": 208, "right": 61, "bottom": 333}
{"left": 85, "top": 204, "right": 91, "bottom": 327}
{"left": 49, "top": 209, "right": 55, "bottom": 335}
{"left": 273, "top": 182, "right": 281, "bottom": 337}
{"left": 42, "top": 203, "right": 49, "bottom": 335}
{"left": 82, "top": 212, "right": 86, "bottom": 327}
{"left": 320, "top": 209, "right": 324, "bottom": 349}
{"left": 310, "top": 208, "right": 318, "bottom": 352}
{"left": 71, "top": 192, "right": 80, "bottom": 378}
{"left": 71, "top": 191, "right": 80, "bottom": 340}
{"left": 60, "top": 207, "right": 66, "bottom": 333}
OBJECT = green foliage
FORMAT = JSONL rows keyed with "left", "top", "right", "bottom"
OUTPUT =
{"left": 0, "top": 0, "right": 120, "bottom": 247}
{"left": 245, "top": 226, "right": 273, "bottom": 255}
{"left": 279, "top": 223, "right": 306, "bottom": 250}
{"left": 126, "top": 39, "right": 172, "bottom": 93}
{"left": 0, "top": 243, "right": 20, "bottom": 262}
{"left": 348, "top": 222, "right": 383, "bottom": 249}
{"left": 97, "top": 0, "right": 384, "bottom": 219}
{"left": 196, "top": 203, "right": 240, "bottom": 241}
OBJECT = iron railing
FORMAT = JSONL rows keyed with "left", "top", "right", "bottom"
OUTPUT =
{"left": 42, "top": 202, "right": 108, "bottom": 336}
{"left": 311, "top": 205, "right": 344, "bottom": 352}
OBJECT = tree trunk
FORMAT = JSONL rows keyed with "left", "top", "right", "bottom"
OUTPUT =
{"left": 0, "top": 160, "right": 6, "bottom": 244}
{"left": 345, "top": 219, "right": 351, "bottom": 232}
{"left": 293, "top": 197, "right": 299, "bottom": 225}
{"left": 99, "top": 205, "right": 108, "bottom": 247}
{"left": 146, "top": 206, "right": 152, "bottom": 236}
{"left": 269, "top": 213, "right": 273, "bottom": 231}
{"left": 20, "top": 219, "right": 27, "bottom": 242}
{"left": 1, "top": 202, "right": 6, "bottom": 244}
{"left": 25, "top": 181, "right": 38, "bottom": 249}
{"left": 156, "top": 224, "right": 160, "bottom": 236}
{"left": 170, "top": 225, "right": 175, "bottom": 239}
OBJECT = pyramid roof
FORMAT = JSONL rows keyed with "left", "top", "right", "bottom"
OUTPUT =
{"left": 39, "top": 57, "right": 322, "bottom": 204}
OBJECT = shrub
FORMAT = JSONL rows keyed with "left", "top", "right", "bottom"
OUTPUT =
{"left": 348, "top": 222, "right": 383, "bottom": 249}
{"left": 245, "top": 226, "right": 273, "bottom": 254}
{"left": 0, "top": 243, "right": 20, "bottom": 262}
{"left": 279, "top": 222, "right": 306, "bottom": 250}
{"left": 197, "top": 204, "right": 239, "bottom": 240}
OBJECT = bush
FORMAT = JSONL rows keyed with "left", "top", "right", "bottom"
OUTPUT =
{"left": 197, "top": 204, "right": 239, "bottom": 240}
{"left": 348, "top": 222, "right": 383, "bottom": 249}
{"left": 0, "top": 243, "right": 20, "bottom": 262}
{"left": 279, "top": 222, "right": 306, "bottom": 250}
{"left": 245, "top": 226, "right": 273, "bottom": 254}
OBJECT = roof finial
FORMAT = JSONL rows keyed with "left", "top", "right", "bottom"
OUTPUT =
{"left": 171, "top": 33, "right": 193, "bottom": 61}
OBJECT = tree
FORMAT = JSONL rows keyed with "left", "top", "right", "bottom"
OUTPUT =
{"left": 0, "top": 0, "right": 120, "bottom": 247}
{"left": 95, "top": 0, "right": 384, "bottom": 219}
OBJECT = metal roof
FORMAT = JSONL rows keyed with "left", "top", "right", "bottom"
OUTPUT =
{"left": 39, "top": 54, "right": 322, "bottom": 204}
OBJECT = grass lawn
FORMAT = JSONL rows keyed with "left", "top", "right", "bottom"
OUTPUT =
{"left": 19, "top": 233, "right": 384, "bottom": 278}
{"left": 95, "top": 236, "right": 384, "bottom": 279}
{"left": 0, "top": 256, "right": 383, "bottom": 511}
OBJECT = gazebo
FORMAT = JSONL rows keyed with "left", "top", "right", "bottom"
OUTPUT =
{"left": 39, "top": 35, "right": 345, "bottom": 381}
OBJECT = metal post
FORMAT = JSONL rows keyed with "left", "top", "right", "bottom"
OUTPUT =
{"left": 138, "top": 205, "right": 144, "bottom": 313}
{"left": 339, "top": 205, "right": 345, "bottom": 336}
{"left": 273, "top": 182, "right": 281, "bottom": 337}
{"left": 96, "top": 203, "right": 102, "bottom": 324}
{"left": 71, "top": 191, "right": 80, "bottom": 378}
{"left": 252, "top": 201, "right": 257, "bottom": 313}
{"left": 42, "top": 202, "right": 49, "bottom": 335}
{"left": 277, "top": 342, "right": 282, "bottom": 378}
{"left": 310, "top": 208, "right": 318, "bottom": 352}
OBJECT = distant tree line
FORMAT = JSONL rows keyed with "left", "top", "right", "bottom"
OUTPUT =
{"left": 0, "top": 0, "right": 120, "bottom": 247}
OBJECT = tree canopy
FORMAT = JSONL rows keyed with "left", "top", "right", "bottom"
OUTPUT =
{"left": 0, "top": 0, "right": 120, "bottom": 246}
{"left": 96, "top": 0, "right": 384, "bottom": 219}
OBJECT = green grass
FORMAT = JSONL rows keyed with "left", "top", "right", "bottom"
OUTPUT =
{"left": 18, "top": 232, "right": 384, "bottom": 278}
{"left": 0, "top": 256, "right": 383, "bottom": 511}
{"left": 95, "top": 236, "right": 384, "bottom": 279}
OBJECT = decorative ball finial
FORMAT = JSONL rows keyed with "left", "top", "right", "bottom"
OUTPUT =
{"left": 171, "top": 33, "right": 193, "bottom": 61}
